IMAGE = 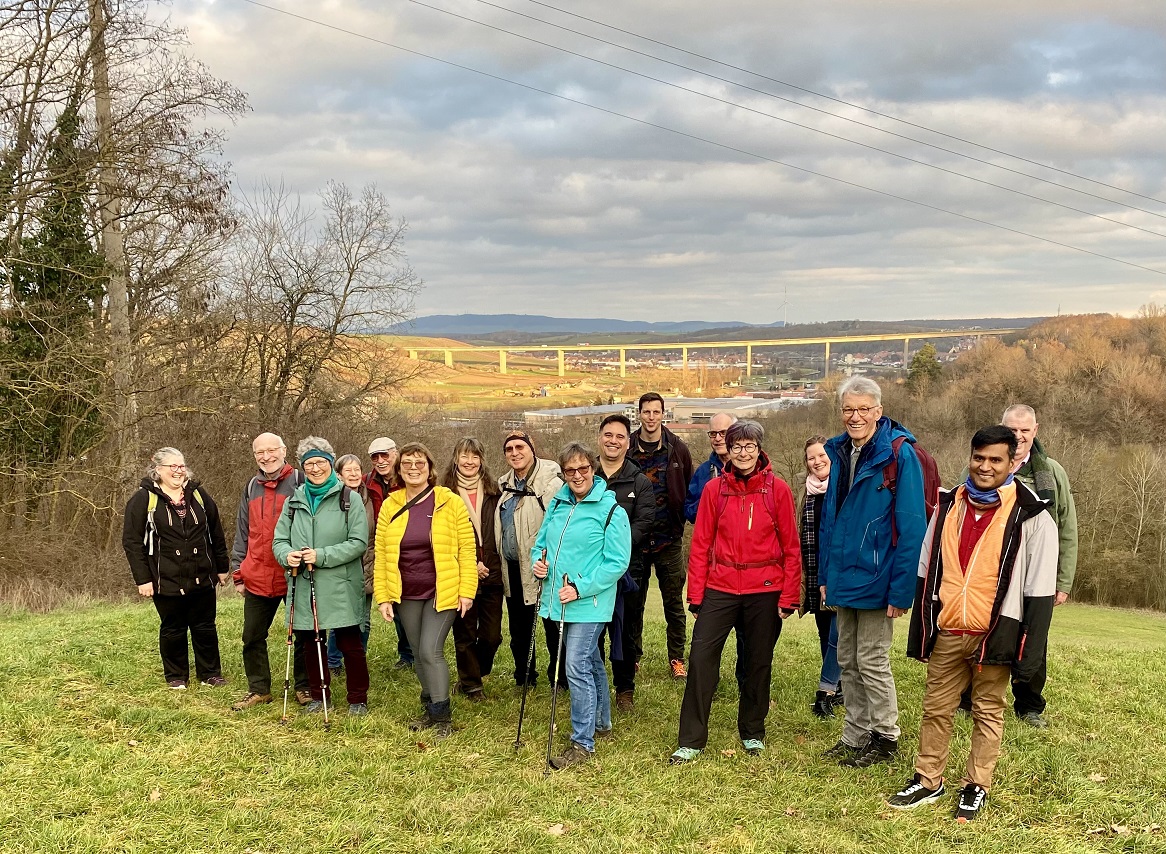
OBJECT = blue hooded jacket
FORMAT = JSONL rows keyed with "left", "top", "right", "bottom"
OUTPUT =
{"left": 685, "top": 451, "right": 726, "bottom": 524}
{"left": 818, "top": 417, "right": 926, "bottom": 611}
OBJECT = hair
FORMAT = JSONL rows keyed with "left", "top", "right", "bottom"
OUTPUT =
{"left": 296, "top": 436, "right": 335, "bottom": 460}
{"left": 836, "top": 376, "right": 882, "bottom": 405}
{"left": 147, "top": 447, "right": 191, "bottom": 483}
{"left": 334, "top": 454, "right": 362, "bottom": 476}
{"left": 599, "top": 413, "right": 632, "bottom": 435}
{"left": 558, "top": 441, "right": 599, "bottom": 472}
{"left": 395, "top": 441, "right": 438, "bottom": 487}
{"left": 638, "top": 392, "right": 664, "bottom": 412}
{"left": 253, "top": 432, "right": 286, "bottom": 450}
{"left": 1001, "top": 403, "right": 1037, "bottom": 423}
{"left": 725, "top": 420, "right": 764, "bottom": 450}
{"left": 709, "top": 412, "right": 738, "bottom": 427}
{"left": 971, "top": 425, "right": 1018, "bottom": 459}
{"left": 803, "top": 435, "right": 828, "bottom": 472}
{"left": 441, "top": 437, "right": 500, "bottom": 496}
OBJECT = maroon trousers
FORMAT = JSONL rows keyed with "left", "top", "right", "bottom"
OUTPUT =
{"left": 297, "top": 625, "right": 369, "bottom": 704}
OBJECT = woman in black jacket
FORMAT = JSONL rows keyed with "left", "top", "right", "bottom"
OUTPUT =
{"left": 800, "top": 435, "right": 843, "bottom": 718}
{"left": 122, "top": 447, "right": 230, "bottom": 689}
{"left": 444, "top": 438, "right": 504, "bottom": 701}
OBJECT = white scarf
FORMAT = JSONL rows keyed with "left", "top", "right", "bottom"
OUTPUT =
{"left": 805, "top": 473, "right": 829, "bottom": 496}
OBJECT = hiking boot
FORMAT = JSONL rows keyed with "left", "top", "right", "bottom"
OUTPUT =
{"left": 670, "top": 659, "right": 687, "bottom": 680}
{"left": 832, "top": 688, "right": 844, "bottom": 708}
{"left": 615, "top": 690, "right": 634, "bottom": 712}
{"left": 231, "top": 692, "right": 273, "bottom": 711}
{"left": 812, "top": 690, "right": 836, "bottom": 719}
{"left": 822, "top": 738, "right": 864, "bottom": 761}
{"left": 1019, "top": 710, "right": 1048, "bottom": 729}
{"left": 463, "top": 689, "right": 486, "bottom": 703}
{"left": 295, "top": 689, "right": 312, "bottom": 706}
{"left": 594, "top": 727, "right": 614, "bottom": 740}
{"left": 394, "top": 658, "right": 414, "bottom": 670}
{"left": 166, "top": 680, "right": 188, "bottom": 690}
{"left": 200, "top": 675, "right": 228, "bottom": 688}
{"left": 429, "top": 700, "right": 453, "bottom": 739}
{"left": 669, "top": 747, "right": 700, "bottom": 765}
{"left": 888, "top": 774, "right": 946, "bottom": 810}
{"left": 348, "top": 703, "right": 368, "bottom": 716}
{"left": 329, "top": 665, "right": 343, "bottom": 678}
{"left": 408, "top": 710, "right": 435, "bottom": 731}
{"left": 742, "top": 739, "right": 765, "bottom": 756}
{"left": 955, "top": 783, "right": 987, "bottom": 822}
{"left": 549, "top": 742, "right": 592, "bottom": 770}
{"left": 304, "top": 700, "right": 324, "bottom": 714}
{"left": 844, "top": 732, "right": 898, "bottom": 768}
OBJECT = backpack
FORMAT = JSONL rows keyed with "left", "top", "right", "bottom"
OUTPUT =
{"left": 881, "top": 436, "right": 942, "bottom": 547}
{"left": 286, "top": 485, "right": 354, "bottom": 531}
{"left": 143, "top": 487, "right": 211, "bottom": 558}
{"left": 710, "top": 471, "right": 787, "bottom": 561}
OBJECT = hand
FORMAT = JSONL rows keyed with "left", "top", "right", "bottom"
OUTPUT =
{"left": 378, "top": 602, "right": 395, "bottom": 622}
{"left": 1054, "top": 591, "right": 1069, "bottom": 606}
{"left": 532, "top": 557, "right": 548, "bottom": 580}
{"left": 136, "top": 582, "right": 154, "bottom": 598}
{"left": 217, "top": 573, "right": 230, "bottom": 587}
{"left": 457, "top": 596, "right": 473, "bottom": 617}
{"left": 286, "top": 550, "right": 302, "bottom": 568}
{"left": 559, "top": 583, "right": 578, "bottom": 604}
{"left": 779, "top": 608, "right": 796, "bottom": 620}
{"left": 887, "top": 605, "right": 907, "bottom": 618}
{"left": 234, "top": 579, "right": 246, "bottom": 593}
{"left": 477, "top": 561, "right": 490, "bottom": 580}
{"left": 301, "top": 548, "right": 318, "bottom": 565}
{"left": 819, "top": 585, "right": 826, "bottom": 603}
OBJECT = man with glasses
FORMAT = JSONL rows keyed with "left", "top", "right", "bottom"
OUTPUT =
{"left": 229, "top": 433, "right": 311, "bottom": 710}
{"left": 628, "top": 392, "right": 694, "bottom": 679}
{"left": 685, "top": 413, "right": 738, "bottom": 524}
{"left": 594, "top": 414, "right": 655, "bottom": 711}
{"left": 364, "top": 437, "right": 413, "bottom": 669}
{"left": 818, "top": 377, "right": 927, "bottom": 767}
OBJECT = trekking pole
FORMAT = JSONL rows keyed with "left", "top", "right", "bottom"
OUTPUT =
{"left": 279, "top": 564, "right": 299, "bottom": 725}
{"left": 514, "top": 552, "right": 547, "bottom": 750}
{"left": 543, "top": 573, "right": 569, "bottom": 775}
{"left": 306, "top": 564, "right": 330, "bottom": 731}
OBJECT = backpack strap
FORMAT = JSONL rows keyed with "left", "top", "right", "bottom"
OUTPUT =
{"left": 604, "top": 503, "right": 618, "bottom": 529}
{"left": 883, "top": 437, "right": 907, "bottom": 548}
{"left": 389, "top": 485, "right": 434, "bottom": 525}
{"left": 144, "top": 489, "right": 159, "bottom": 555}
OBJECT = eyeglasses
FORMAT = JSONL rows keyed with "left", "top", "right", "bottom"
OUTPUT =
{"left": 841, "top": 406, "right": 878, "bottom": 418}
{"left": 504, "top": 444, "right": 528, "bottom": 454}
{"left": 303, "top": 460, "right": 331, "bottom": 471}
{"left": 730, "top": 443, "right": 758, "bottom": 454}
{"left": 161, "top": 463, "right": 187, "bottom": 471}
{"left": 563, "top": 464, "right": 592, "bottom": 478}
{"left": 370, "top": 452, "right": 393, "bottom": 461}
{"left": 707, "top": 430, "right": 727, "bottom": 438}
{"left": 400, "top": 460, "right": 427, "bottom": 470}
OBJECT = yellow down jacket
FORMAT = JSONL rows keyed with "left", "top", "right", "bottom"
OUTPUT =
{"left": 374, "top": 485, "right": 478, "bottom": 610}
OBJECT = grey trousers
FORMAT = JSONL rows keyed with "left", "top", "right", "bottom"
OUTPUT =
{"left": 835, "top": 606, "right": 900, "bottom": 745}
{"left": 396, "top": 598, "right": 457, "bottom": 704}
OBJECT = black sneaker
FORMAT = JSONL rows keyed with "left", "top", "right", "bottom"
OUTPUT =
{"left": 822, "top": 738, "right": 865, "bottom": 761}
{"left": 844, "top": 732, "right": 898, "bottom": 767}
{"left": 955, "top": 783, "right": 987, "bottom": 822}
{"left": 812, "top": 690, "right": 836, "bottom": 719}
{"left": 1018, "top": 710, "right": 1048, "bottom": 729}
{"left": 888, "top": 774, "right": 946, "bottom": 809}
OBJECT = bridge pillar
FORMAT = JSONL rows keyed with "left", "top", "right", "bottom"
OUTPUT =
{"left": 444, "top": 350, "right": 453, "bottom": 368}
{"left": 746, "top": 344, "right": 753, "bottom": 377}
{"left": 557, "top": 349, "right": 565, "bottom": 377}
{"left": 824, "top": 341, "right": 831, "bottom": 377}
{"left": 903, "top": 337, "right": 910, "bottom": 373}
{"left": 619, "top": 349, "right": 626, "bottom": 378}
{"left": 682, "top": 346, "right": 688, "bottom": 371}
{"left": 499, "top": 350, "right": 507, "bottom": 374}
{"left": 408, "top": 349, "right": 417, "bottom": 360}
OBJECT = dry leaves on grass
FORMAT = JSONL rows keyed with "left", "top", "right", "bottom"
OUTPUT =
{"left": 1087, "top": 773, "right": 1107, "bottom": 782}
{"left": 720, "top": 749, "right": 736, "bottom": 757}
{"left": 547, "top": 824, "right": 565, "bottom": 836}
{"left": 148, "top": 788, "right": 162, "bottom": 802}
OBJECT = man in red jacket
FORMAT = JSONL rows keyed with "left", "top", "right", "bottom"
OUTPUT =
{"left": 230, "top": 432, "right": 309, "bottom": 711}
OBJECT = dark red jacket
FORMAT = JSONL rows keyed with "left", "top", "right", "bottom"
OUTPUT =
{"left": 230, "top": 464, "right": 302, "bottom": 598}
{"left": 687, "top": 455, "right": 801, "bottom": 609}
{"left": 363, "top": 471, "right": 399, "bottom": 524}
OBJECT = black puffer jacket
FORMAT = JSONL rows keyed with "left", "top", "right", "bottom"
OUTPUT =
{"left": 596, "top": 458, "right": 655, "bottom": 563}
{"left": 123, "top": 478, "right": 230, "bottom": 596}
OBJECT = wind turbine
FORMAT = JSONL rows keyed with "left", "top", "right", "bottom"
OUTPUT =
{"left": 775, "top": 287, "right": 789, "bottom": 327}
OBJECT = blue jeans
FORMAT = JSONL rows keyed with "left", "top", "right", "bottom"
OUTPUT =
{"left": 817, "top": 611, "right": 841, "bottom": 692}
{"left": 565, "top": 621, "right": 609, "bottom": 752}
{"left": 328, "top": 594, "right": 373, "bottom": 668}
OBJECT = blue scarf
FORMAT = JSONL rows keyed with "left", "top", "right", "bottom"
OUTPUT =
{"left": 963, "top": 473, "right": 1014, "bottom": 507}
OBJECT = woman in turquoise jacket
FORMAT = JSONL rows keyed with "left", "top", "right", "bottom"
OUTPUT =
{"left": 532, "top": 441, "right": 631, "bottom": 770}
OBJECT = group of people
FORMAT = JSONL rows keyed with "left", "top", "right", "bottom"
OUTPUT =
{"left": 123, "top": 380, "right": 1077, "bottom": 818}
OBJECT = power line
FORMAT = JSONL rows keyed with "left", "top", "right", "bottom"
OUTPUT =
{"left": 521, "top": 0, "right": 1166, "bottom": 210}
{"left": 404, "top": 0, "right": 1166, "bottom": 240}
{"left": 233, "top": 0, "right": 1166, "bottom": 278}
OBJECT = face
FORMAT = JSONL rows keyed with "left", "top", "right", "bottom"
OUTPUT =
{"left": 639, "top": 400, "right": 664, "bottom": 433}
{"left": 157, "top": 455, "right": 186, "bottom": 490}
{"left": 303, "top": 456, "right": 333, "bottom": 486}
{"left": 969, "top": 442, "right": 1014, "bottom": 491}
{"left": 598, "top": 422, "right": 629, "bottom": 463}
{"left": 370, "top": 448, "right": 398, "bottom": 476}
{"left": 805, "top": 443, "right": 830, "bottom": 479}
{"left": 729, "top": 436, "right": 760, "bottom": 475}
{"left": 1002, "top": 411, "right": 1038, "bottom": 461}
{"left": 252, "top": 434, "right": 286, "bottom": 475}
{"left": 840, "top": 393, "right": 882, "bottom": 446}
{"left": 504, "top": 438, "right": 533, "bottom": 475}
{"left": 399, "top": 452, "right": 430, "bottom": 489}
{"left": 561, "top": 454, "right": 595, "bottom": 498}
{"left": 707, "top": 414, "right": 733, "bottom": 456}
{"left": 339, "top": 460, "right": 363, "bottom": 489}
{"left": 457, "top": 450, "right": 482, "bottom": 479}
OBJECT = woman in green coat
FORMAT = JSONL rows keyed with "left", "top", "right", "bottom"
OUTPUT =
{"left": 273, "top": 437, "right": 370, "bottom": 715}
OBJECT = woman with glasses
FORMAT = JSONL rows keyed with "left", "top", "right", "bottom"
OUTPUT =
{"left": 532, "top": 442, "right": 631, "bottom": 770}
{"left": 273, "top": 437, "right": 371, "bottom": 715}
{"left": 670, "top": 420, "right": 802, "bottom": 764}
{"left": 800, "top": 436, "right": 843, "bottom": 718}
{"left": 123, "top": 448, "right": 230, "bottom": 689}
{"left": 375, "top": 442, "right": 478, "bottom": 737}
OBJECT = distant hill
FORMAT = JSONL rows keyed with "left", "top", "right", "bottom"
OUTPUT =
{"left": 394, "top": 314, "right": 771, "bottom": 336}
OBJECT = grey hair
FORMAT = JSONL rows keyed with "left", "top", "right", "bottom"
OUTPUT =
{"left": 837, "top": 376, "right": 882, "bottom": 405}
{"left": 147, "top": 447, "right": 191, "bottom": 483}
{"left": 296, "top": 436, "right": 335, "bottom": 460}
{"left": 558, "top": 441, "right": 599, "bottom": 472}
{"left": 334, "top": 453, "right": 362, "bottom": 474}
{"left": 709, "top": 412, "right": 738, "bottom": 426}
{"left": 725, "top": 420, "right": 764, "bottom": 449}
{"left": 1002, "top": 403, "right": 1037, "bottom": 423}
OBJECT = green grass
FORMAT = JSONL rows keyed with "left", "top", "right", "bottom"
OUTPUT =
{"left": 1, "top": 597, "right": 1164, "bottom": 853}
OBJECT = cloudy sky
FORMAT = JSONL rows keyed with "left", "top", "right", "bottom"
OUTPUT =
{"left": 171, "top": 0, "right": 1166, "bottom": 323}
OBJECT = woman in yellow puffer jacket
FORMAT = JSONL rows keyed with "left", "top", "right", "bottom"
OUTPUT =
{"left": 375, "top": 442, "right": 477, "bottom": 737}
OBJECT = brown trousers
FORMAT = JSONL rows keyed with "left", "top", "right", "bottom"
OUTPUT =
{"left": 915, "top": 631, "right": 1010, "bottom": 791}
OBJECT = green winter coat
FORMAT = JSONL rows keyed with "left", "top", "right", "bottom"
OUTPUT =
{"left": 272, "top": 479, "right": 369, "bottom": 630}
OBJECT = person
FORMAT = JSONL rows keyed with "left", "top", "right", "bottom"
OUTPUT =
{"left": 325, "top": 454, "right": 376, "bottom": 674}
{"left": 891, "top": 426, "right": 1057, "bottom": 822}
{"left": 494, "top": 430, "right": 563, "bottom": 687}
{"left": 800, "top": 435, "right": 843, "bottom": 719}
{"left": 375, "top": 442, "right": 477, "bottom": 737}
{"left": 669, "top": 420, "right": 801, "bottom": 764}
{"left": 122, "top": 447, "right": 230, "bottom": 690}
{"left": 628, "top": 392, "right": 694, "bottom": 678}
{"left": 684, "top": 412, "right": 737, "bottom": 524}
{"left": 229, "top": 432, "right": 312, "bottom": 710}
{"left": 365, "top": 436, "right": 414, "bottom": 670}
{"left": 443, "top": 438, "right": 504, "bottom": 702}
{"left": 593, "top": 414, "right": 655, "bottom": 712}
{"left": 533, "top": 442, "right": 632, "bottom": 769}
{"left": 272, "top": 437, "right": 370, "bottom": 715}
{"left": 818, "top": 377, "right": 926, "bottom": 768}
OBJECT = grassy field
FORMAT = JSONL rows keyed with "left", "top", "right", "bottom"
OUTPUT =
{"left": 1, "top": 596, "right": 1164, "bottom": 853}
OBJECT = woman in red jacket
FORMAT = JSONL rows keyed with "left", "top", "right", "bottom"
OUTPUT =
{"left": 670, "top": 420, "right": 802, "bottom": 763}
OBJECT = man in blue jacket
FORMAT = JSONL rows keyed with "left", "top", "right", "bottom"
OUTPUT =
{"left": 818, "top": 377, "right": 927, "bottom": 768}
